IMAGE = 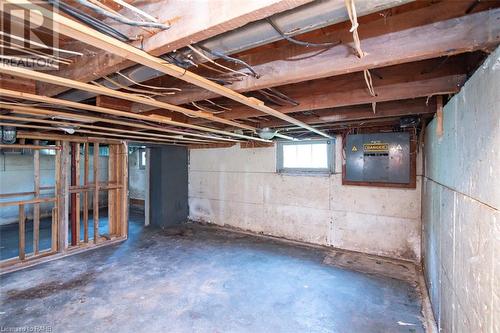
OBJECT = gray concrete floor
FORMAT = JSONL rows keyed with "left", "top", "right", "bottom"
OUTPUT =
{"left": 0, "top": 219, "right": 424, "bottom": 333}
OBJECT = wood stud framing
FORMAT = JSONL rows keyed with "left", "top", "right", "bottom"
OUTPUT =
{"left": 0, "top": 135, "right": 129, "bottom": 271}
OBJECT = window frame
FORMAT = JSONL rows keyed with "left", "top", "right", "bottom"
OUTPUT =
{"left": 276, "top": 139, "right": 335, "bottom": 174}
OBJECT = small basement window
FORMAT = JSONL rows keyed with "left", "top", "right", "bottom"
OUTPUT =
{"left": 277, "top": 139, "right": 334, "bottom": 174}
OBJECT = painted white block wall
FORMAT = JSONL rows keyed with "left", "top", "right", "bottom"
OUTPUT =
{"left": 422, "top": 46, "right": 500, "bottom": 333}
{"left": 0, "top": 153, "right": 109, "bottom": 225}
{"left": 189, "top": 136, "right": 422, "bottom": 261}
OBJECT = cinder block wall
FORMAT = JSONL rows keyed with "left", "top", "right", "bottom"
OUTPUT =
{"left": 188, "top": 136, "right": 422, "bottom": 262}
{"left": 422, "top": 47, "right": 499, "bottom": 332}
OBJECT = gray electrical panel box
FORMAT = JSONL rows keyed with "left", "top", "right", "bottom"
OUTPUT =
{"left": 344, "top": 132, "right": 410, "bottom": 184}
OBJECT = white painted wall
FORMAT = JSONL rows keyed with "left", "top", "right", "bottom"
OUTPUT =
{"left": 189, "top": 136, "right": 422, "bottom": 261}
{"left": 422, "top": 47, "right": 500, "bottom": 332}
{"left": 128, "top": 149, "right": 146, "bottom": 201}
{"left": 0, "top": 152, "right": 109, "bottom": 225}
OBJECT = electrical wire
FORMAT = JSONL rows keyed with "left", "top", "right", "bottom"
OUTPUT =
{"left": 0, "top": 55, "right": 58, "bottom": 69}
{"left": 100, "top": 76, "right": 176, "bottom": 96}
{"left": 204, "top": 99, "right": 231, "bottom": 111}
{"left": 198, "top": 46, "right": 260, "bottom": 78}
{"left": 72, "top": 0, "right": 171, "bottom": 30}
{"left": 0, "top": 38, "right": 72, "bottom": 65}
{"left": 267, "top": 18, "right": 340, "bottom": 48}
{"left": 0, "top": 32, "right": 83, "bottom": 56}
{"left": 49, "top": 0, "right": 132, "bottom": 42}
{"left": 191, "top": 102, "right": 223, "bottom": 114}
{"left": 112, "top": 0, "right": 159, "bottom": 23}
{"left": 115, "top": 72, "right": 182, "bottom": 91}
{"left": 188, "top": 44, "right": 250, "bottom": 77}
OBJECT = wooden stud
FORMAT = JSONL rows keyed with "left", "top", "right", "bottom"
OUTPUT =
{"left": 51, "top": 207, "right": 57, "bottom": 252}
{"left": 83, "top": 143, "right": 89, "bottom": 243}
{"left": 108, "top": 145, "right": 116, "bottom": 236}
{"left": 18, "top": 204, "right": 25, "bottom": 260}
{"left": 0, "top": 196, "right": 56, "bottom": 208}
{"left": 33, "top": 139, "right": 40, "bottom": 255}
{"left": 121, "top": 142, "right": 129, "bottom": 237}
{"left": 58, "top": 141, "right": 71, "bottom": 251}
{"left": 75, "top": 143, "right": 81, "bottom": 245}
{"left": 0, "top": 144, "right": 60, "bottom": 150}
{"left": 93, "top": 142, "right": 99, "bottom": 244}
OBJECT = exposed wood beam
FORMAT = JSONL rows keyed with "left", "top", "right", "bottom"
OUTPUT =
{"left": 2, "top": 104, "right": 238, "bottom": 143}
{"left": 56, "top": 0, "right": 415, "bottom": 103}
{"left": 0, "top": 64, "right": 254, "bottom": 131}
{"left": 40, "top": 0, "right": 313, "bottom": 97}
{"left": 0, "top": 74, "right": 36, "bottom": 93}
{"left": 0, "top": 88, "right": 268, "bottom": 142}
{"left": 135, "top": 7, "right": 499, "bottom": 109}
{"left": 16, "top": 131, "right": 121, "bottom": 144}
{"left": 0, "top": 120, "right": 208, "bottom": 145}
{"left": 256, "top": 98, "right": 436, "bottom": 128}
{"left": 0, "top": 114, "right": 217, "bottom": 144}
{"left": 5, "top": 0, "right": 331, "bottom": 138}
{"left": 195, "top": 74, "right": 465, "bottom": 122}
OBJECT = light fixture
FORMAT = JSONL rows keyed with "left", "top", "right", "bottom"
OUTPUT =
{"left": 1, "top": 125, "right": 17, "bottom": 144}
{"left": 257, "top": 127, "right": 277, "bottom": 140}
{"left": 58, "top": 126, "right": 76, "bottom": 134}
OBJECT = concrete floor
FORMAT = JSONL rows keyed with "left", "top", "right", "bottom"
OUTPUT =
{"left": 0, "top": 219, "right": 425, "bottom": 333}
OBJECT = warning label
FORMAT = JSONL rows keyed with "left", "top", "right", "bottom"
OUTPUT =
{"left": 351, "top": 145, "right": 358, "bottom": 152}
{"left": 363, "top": 143, "right": 389, "bottom": 153}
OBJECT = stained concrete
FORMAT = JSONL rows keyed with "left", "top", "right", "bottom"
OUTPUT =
{"left": 0, "top": 220, "right": 424, "bottom": 333}
{"left": 189, "top": 139, "right": 422, "bottom": 261}
{"left": 422, "top": 46, "right": 500, "bottom": 332}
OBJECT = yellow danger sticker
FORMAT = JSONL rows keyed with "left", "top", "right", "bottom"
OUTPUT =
{"left": 351, "top": 145, "right": 358, "bottom": 152}
{"left": 363, "top": 143, "right": 389, "bottom": 152}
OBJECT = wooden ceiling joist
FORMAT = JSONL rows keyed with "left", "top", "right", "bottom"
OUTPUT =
{"left": 2, "top": 104, "right": 238, "bottom": 143}
{"left": 0, "top": 87, "right": 269, "bottom": 142}
{"left": 0, "top": 114, "right": 217, "bottom": 144}
{"left": 256, "top": 98, "right": 436, "bottom": 128}
{"left": 137, "top": 7, "right": 500, "bottom": 110}
{"left": 0, "top": 63, "right": 254, "bottom": 131}
{"left": 39, "top": 0, "right": 313, "bottom": 97}
{"left": 193, "top": 74, "right": 466, "bottom": 124}
{"left": 3, "top": 0, "right": 331, "bottom": 138}
{"left": 0, "top": 120, "right": 209, "bottom": 145}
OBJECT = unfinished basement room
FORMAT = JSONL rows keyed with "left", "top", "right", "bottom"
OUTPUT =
{"left": 0, "top": 0, "right": 498, "bottom": 332}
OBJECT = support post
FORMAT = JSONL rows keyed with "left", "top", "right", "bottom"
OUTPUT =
{"left": 93, "top": 142, "right": 100, "bottom": 243}
{"left": 33, "top": 139, "right": 40, "bottom": 255}
{"left": 18, "top": 204, "right": 25, "bottom": 260}
{"left": 83, "top": 142, "right": 89, "bottom": 243}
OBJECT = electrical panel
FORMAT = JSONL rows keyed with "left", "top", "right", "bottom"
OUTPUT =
{"left": 344, "top": 132, "right": 410, "bottom": 184}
